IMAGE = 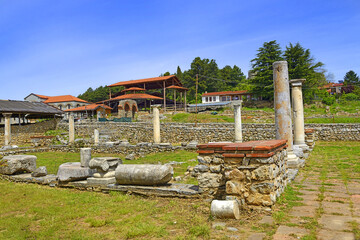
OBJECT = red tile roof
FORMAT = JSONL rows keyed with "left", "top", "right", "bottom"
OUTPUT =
{"left": 105, "top": 93, "right": 163, "bottom": 101}
{"left": 64, "top": 103, "right": 111, "bottom": 112}
{"left": 166, "top": 85, "right": 189, "bottom": 90}
{"left": 34, "top": 94, "right": 50, "bottom": 99}
{"left": 43, "top": 95, "right": 89, "bottom": 104}
{"left": 121, "top": 87, "right": 146, "bottom": 92}
{"left": 108, "top": 75, "right": 178, "bottom": 87}
{"left": 202, "top": 90, "right": 249, "bottom": 97}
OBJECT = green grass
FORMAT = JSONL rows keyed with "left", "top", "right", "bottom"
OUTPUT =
{"left": 305, "top": 117, "right": 360, "bottom": 123}
{"left": 0, "top": 182, "right": 210, "bottom": 239}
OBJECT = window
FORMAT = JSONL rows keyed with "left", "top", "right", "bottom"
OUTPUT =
{"left": 58, "top": 105, "right": 62, "bottom": 110}
{"left": 77, "top": 104, "right": 80, "bottom": 108}
{"left": 221, "top": 96, "right": 226, "bottom": 101}
{"left": 67, "top": 104, "right": 71, "bottom": 109}
{"left": 213, "top": 96, "right": 216, "bottom": 102}
{"left": 206, "top": 97, "right": 208, "bottom": 102}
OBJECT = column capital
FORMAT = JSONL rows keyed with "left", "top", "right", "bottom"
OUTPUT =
{"left": 3, "top": 113, "right": 12, "bottom": 117}
{"left": 290, "top": 79, "right": 306, "bottom": 87}
{"left": 151, "top": 105, "right": 161, "bottom": 109}
{"left": 232, "top": 100, "right": 243, "bottom": 107}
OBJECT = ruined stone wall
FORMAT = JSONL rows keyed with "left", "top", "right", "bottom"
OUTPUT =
{"left": 0, "top": 119, "right": 59, "bottom": 146}
{"left": 57, "top": 122, "right": 360, "bottom": 144}
{"left": 195, "top": 140, "right": 288, "bottom": 210}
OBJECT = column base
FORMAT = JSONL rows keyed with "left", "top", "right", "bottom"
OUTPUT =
{"left": 287, "top": 151, "right": 303, "bottom": 169}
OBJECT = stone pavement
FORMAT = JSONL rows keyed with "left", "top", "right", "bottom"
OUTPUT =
{"left": 271, "top": 173, "right": 360, "bottom": 240}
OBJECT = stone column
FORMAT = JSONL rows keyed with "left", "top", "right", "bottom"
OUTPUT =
{"left": 290, "top": 79, "right": 307, "bottom": 148}
{"left": 69, "top": 114, "right": 75, "bottom": 144}
{"left": 80, "top": 148, "right": 91, "bottom": 167}
{"left": 233, "top": 101, "right": 243, "bottom": 143}
{"left": 153, "top": 106, "right": 161, "bottom": 144}
{"left": 4, "top": 113, "right": 12, "bottom": 146}
{"left": 94, "top": 129, "right": 99, "bottom": 145}
{"left": 273, "top": 61, "right": 298, "bottom": 166}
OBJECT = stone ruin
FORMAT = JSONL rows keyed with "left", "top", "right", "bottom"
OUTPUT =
{"left": 0, "top": 60, "right": 318, "bottom": 219}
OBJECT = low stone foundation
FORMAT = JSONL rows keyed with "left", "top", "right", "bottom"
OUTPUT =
{"left": 196, "top": 140, "right": 288, "bottom": 210}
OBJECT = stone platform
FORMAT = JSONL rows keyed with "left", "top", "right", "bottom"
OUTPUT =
{"left": 0, "top": 173, "right": 200, "bottom": 198}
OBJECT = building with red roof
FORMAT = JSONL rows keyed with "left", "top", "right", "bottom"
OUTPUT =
{"left": 24, "top": 93, "right": 90, "bottom": 111}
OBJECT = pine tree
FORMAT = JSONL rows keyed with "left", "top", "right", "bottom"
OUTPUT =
{"left": 284, "top": 42, "right": 327, "bottom": 102}
{"left": 344, "top": 70, "right": 359, "bottom": 85}
{"left": 176, "top": 66, "right": 183, "bottom": 81}
{"left": 250, "top": 40, "right": 283, "bottom": 100}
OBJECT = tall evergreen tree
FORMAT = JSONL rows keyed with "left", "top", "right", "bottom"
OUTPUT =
{"left": 250, "top": 40, "right": 283, "bottom": 100}
{"left": 284, "top": 42, "right": 327, "bottom": 102}
{"left": 344, "top": 70, "right": 359, "bottom": 85}
{"left": 176, "top": 66, "right": 183, "bottom": 81}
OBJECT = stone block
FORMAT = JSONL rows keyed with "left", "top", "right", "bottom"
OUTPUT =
{"left": 198, "top": 172, "right": 224, "bottom": 188}
{"left": 0, "top": 155, "right": 37, "bottom": 175}
{"left": 57, "top": 162, "right": 95, "bottom": 182}
{"left": 31, "top": 166, "right": 47, "bottom": 177}
{"left": 226, "top": 180, "right": 245, "bottom": 195}
{"left": 80, "top": 148, "right": 91, "bottom": 167}
{"left": 87, "top": 177, "right": 116, "bottom": 185}
{"left": 225, "top": 169, "right": 245, "bottom": 181}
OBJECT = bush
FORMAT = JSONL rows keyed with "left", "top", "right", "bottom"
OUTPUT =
{"left": 342, "top": 93, "right": 359, "bottom": 101}
{"left": 322, "top": 95, "right": 336, "bottom": 105}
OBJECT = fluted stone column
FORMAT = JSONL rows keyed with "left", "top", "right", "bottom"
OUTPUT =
{"left": 153, "top": 106, "right": 161, "bottom": 144}
{"left": 273, "top": 61, "right": 299, "bottom": 167}
{"left": 233, "top": 101, "right": 243, "bottom": 143}
{"left": 290, "top": 79, "right": 307, "bottom": 149}
{"left": 94, "top": 129, "right": 99, "bottom": 145}
{"left": 4, "top": 113, "right": 12, "bottom": 146}
{"left": 69, "top": 114, "right": 75, "bottom": 144}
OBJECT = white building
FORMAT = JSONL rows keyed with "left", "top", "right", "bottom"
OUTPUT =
{"left": 201, "top": 90, "right": 252, "bottom": 104}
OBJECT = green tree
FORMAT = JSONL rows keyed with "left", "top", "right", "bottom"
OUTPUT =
{"left": 218, "top": 65, "right": 246, "bottom": 90}
{"left": 176, "top": 66, "right": 183, "bottom": 81}
{"left": 250, "top": 40, "right": 283, "bottom": 100}
{"left": 284, "top": 42, "right": 327, "bottom": 103}
{"left": 182, "top": 57, "right": 221, "bottom": 103}
{"left": 344, "top": 70, "right": 359, "bottom": 85}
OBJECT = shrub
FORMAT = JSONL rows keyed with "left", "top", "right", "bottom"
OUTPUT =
{"left": 342, "top": 93, "right": 359, "bottom": 101}
{"left": 322, "top": 95, "right": 336, "bottom": 105}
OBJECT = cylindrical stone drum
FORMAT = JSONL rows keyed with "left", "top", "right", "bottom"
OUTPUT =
{"left": 115, "top": 164, "right": 173, "bottom": 185}
{"left": 210, "top": 200, "right": 240, "bottom": 219}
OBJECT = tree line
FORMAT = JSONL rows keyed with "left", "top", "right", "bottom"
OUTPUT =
{"left": 78, "top": 40, "right": 359, "bottom": 104}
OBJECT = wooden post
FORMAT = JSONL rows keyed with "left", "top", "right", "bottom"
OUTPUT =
{"left": 174, "top": 90, "right": 176, "bottom": 112}
{"left": 180, "top": 92, "right": 183, "bottom": 111}
{"left": 184, "top": 91, "right": 187, "bottom": 112}
{"left": 109, "top": 87, "right": 112, "bottom": 99}
{"left": 195, "top": 74, "right": 198, "bottom": 113}
{"left": 163, "top": 81, "right": 166, "bottom": 112}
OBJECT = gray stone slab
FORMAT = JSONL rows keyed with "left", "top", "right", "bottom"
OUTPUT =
{"left": 0, "top": 155, "right": 37, "bottom": 175}
{"left": 87, "top": 177, "right": 116, "bottom": 185}
{"left": 57, "top": 162, "right": 95, "bottom": 182}
{"left": 317, "top": 229, "right": 355, "bottom": 240}
{"left": 31, "top": 166, "right": 47, "bottom": 177}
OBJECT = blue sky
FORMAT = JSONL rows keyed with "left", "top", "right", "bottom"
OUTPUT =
{"left": 1, "top": 0, "right": 359, "bottom": 100}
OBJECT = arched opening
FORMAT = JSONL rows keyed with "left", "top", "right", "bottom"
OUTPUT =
{"left": 77, "top": 104, "right": 80, "bottom": 108}
{"left": 67, "top": 104, "right": 71, "bottom": 109}
{"left": 124, "top": 103, "right": 130, "bottom": 117}
{"left": 58, "top": 104, "right": 63, "bottom": 110}
{"left": 132, "top": 104, "right": 138, "bottom": 119}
